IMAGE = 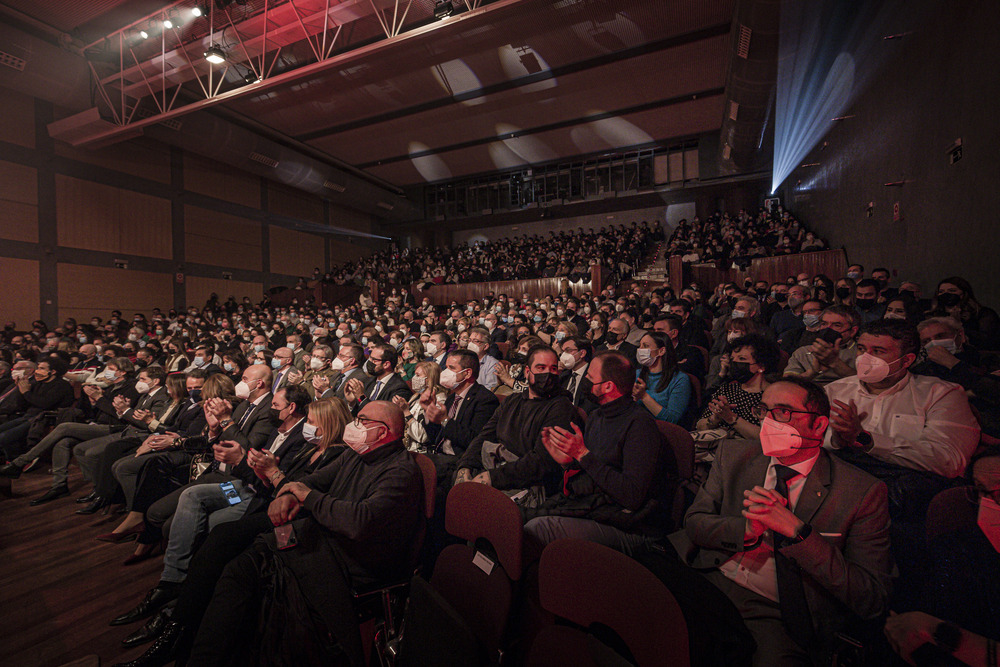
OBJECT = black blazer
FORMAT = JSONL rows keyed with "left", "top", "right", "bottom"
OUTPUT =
{"left": 322, "top": 367, "right": 369, "bottom": 403}
{"left": 560, "top": 367, "right": 598, "bottom": 413}
{"left": 363, "top": 373, "right": 412, "bottom": 404}
{"left": 217, "top": 393, "right": 278, "bottom": 450}
{"left": 422, "top": 382, "right": 500, "bottom": 458}
{"left": 159, "top": 399, "right": 206, "bottom": 437}
{"left": 233, "top": 419, "right": 307, "bottom": 489}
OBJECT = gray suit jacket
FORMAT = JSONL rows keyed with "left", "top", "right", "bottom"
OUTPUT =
{"left": 674, "top": 440, "right": 892, "bottom": 639}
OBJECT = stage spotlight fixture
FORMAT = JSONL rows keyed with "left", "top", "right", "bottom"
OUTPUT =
{"left": 244, "top": 70, "right": 261, "bottom": 84}
{"left": 139, "top": 27, "right": 149, "bottom": 39}
{"left": 192, "top": 5, "right": 205, "bottom": 17}
{"left": 434, "top": 0, "right": 454, "bottom": 20}
{"left": 204, "top": 45, "right": 226, "bottom": 64}
{"left": 163, "top": 17, "right": 174, "bottom": 29}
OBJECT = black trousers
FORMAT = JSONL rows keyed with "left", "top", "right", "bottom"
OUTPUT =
{"left": 93, "top": 436, "right": 140, "bottom": 499}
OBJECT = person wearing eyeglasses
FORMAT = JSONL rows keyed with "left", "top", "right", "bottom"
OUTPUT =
{"left": 343, "top": 343, "right": 412, "bottom": 414}
{"left": 177, "top": 400, "right": 422, "bottom": 667}
{"left": 674, "top": 377, "right": 892, "bottom": 667}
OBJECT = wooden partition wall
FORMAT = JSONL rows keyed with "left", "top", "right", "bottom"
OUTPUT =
{"left": 413, "top": 277, "right": 591, "bottom": 305}
{"left": 671, "top": 249, "right": 848, "bottom": 293}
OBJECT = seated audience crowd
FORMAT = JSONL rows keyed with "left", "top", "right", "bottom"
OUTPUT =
{"left": 1, "top": 210, "right": 998, "bottom": 667}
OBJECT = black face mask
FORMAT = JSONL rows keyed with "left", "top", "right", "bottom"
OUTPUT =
{"left": 365, "top": 359, "right": 382, "bottom": 376}
{"left": 508, "top": 352, "right": 527, "bottom": 365}
{"left": 189, "top": 389, "right": 202, "bottom": 402}
{"left": 855, "top": 297, "right": 877, "bottom": 311}
{"left": 727, "top": 296, "right": 738, "bottom": 309}
{"left": 269, "top": 407, "right": 284, "bottom": 422}
{"left": 835, "top": 287, "right": 852, "bottom": 300}
{"left": 773, "top": 293, "right": 788, "bottom": 304}
{"left": 603, "top": 331, "right": 620, "bottom": 345}
{"left": 727, "top": 361, "right": 756, "bottom": 384}
{"left": 528, "top": 371, "right": 559, "bottom": 398}
{"left": 938, "top": 292, "right": 961, "bottom": 308}
{"left": 755, "top": 289, "right": 768, "bottom": 298}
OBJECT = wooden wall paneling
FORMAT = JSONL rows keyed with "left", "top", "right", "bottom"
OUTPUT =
{"left": 269, "top": 226, "right": 325, "bottom": 277}
{"left": 54, "top": 137, "right": 171, "bottom": 184}
{"left": 268, "top": 184, "right": 324, "bottom": 223}
{"left": 182, "top": 154, "right": 260, "bottom": 208}
{"left": 0, "top": 160, "right": 39, "bottom": 242}
{"left": 183, "top": 206, "right": 262, "bottom": 270}
{"left": 118, "top": 190, "right": 172, "bottom": 259}
{"left": 56, "top": 175, "right": 121, "bottom": 253}
{"left": 184, "top": 277, "right": 263, "bottom": 308}
{"left": 0, "top": 90, "right": 35, "bottom": 148}
{"left": 329, "top": 239, "right": 371, "bottom": 265}
{"left": 0, "top": 258, "right": 40, "bottom": 326}
{"left": 56, "top": 264, "right": 173, "bottom": 322}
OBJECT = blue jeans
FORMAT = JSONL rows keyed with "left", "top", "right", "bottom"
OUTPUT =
{"left": 160, "top": 480, "right": 254, "bottom": 584}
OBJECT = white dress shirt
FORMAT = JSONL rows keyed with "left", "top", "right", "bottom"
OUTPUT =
{"left": 719, "top": 454, "right": 819, "bottom": 602}
{"left": 477, "top": 355, "right": 500, "bottom": 391}
{"left": 823, "top": 372, "right": 980, "bottom": 478}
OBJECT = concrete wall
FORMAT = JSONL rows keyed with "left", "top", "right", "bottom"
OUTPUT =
{"left": 778, "top": 0, "right": 1000, "bottom": 307}
{"left": 0, "top": 88, "right": 378, "bottom": 327}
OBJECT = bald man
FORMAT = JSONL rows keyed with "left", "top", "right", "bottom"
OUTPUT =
{"left": 165, "top": 401, "right": 422, "bottom": 666}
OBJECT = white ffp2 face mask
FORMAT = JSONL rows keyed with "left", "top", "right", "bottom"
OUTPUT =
{"left": 759, "top": 417, "right": 822, "bottom": 458}
{"left": 855, "top": 353, "right": 901, "bottom": 383}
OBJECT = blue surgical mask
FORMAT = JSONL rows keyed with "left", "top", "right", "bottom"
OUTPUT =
{"left": 271, "top": 358, "right": 282, "bottom": 369}
{"left": 802, "top": 313, "right": 821, "bottom": 328}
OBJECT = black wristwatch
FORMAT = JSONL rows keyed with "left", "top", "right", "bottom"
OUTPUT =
{"left": 855, "top": 431, "right": 874, "bottom": 452}
{"left": 933, "top": 621, "right": 962, "bottom": 654}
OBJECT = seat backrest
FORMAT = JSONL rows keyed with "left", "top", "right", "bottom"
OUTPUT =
{"left": 655, "top": 420, "right": 695, "bottom": 481}
{"left": 684, "top": 372, "right": 702, "bottom": 413}
{"left": 538, "top": 539, "right": 690, "bottom": 667}
{"left": 444, "top": 482, "right": 523, "bottom": 580}
{"left": 413, "top": 452, "right": 436, "bottom": 520}
{"left": 691, "top": 344, "right": 710, "bottom": 372}
{"left": 926, "top": 486, "right": 979, "bottom": 543}
{"left": 496, "top": 341, "right": 511, "bottom": 358}
{"left": 777, "top": 349, "right": 791, "bottom": 374}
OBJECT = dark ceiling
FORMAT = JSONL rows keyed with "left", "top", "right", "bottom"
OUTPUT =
{"left": 2, "top": 0, "right": 739, "bottom": 189}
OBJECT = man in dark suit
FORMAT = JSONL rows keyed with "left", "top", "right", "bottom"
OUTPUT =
{"left": 426, "top": 331, "right": 451, "bottom": 369}
{"left": 318, "top": 343, "right": 369, "bottom": 402}
{"left": 564, "top": 297, "right": 589, "bottom": 333}
{"left": 672, "top": 378, "right": 892, "bottom": 666}
{"left": 420, "top": 349, "right": 499, "bottom": 482}
{"left": 597, "top": 318, "right": 638, "bottom": 369}
{"left": 559, "top": 336, "right": 598, "bottom": 413}
{"left": 110, "top": 384, "right": 311, "bottom": 632}
{"left": 343, "top": 343, "right": 411, "bottom": 413}
{"left": 268, "top": 346, "right": 295, "bottom": 395}
{"left": 191, "top": 344, "right": 224, "bottom": 376}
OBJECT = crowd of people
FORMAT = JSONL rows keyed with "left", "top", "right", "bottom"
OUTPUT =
{"left": 667, "top": 208, "right": 828, "bottom": 269}
{"left": 1, "top": 207, "right": 999, "bottom": 666}
{"left": 301, "top": 220, "right": 661, "bottom": 289}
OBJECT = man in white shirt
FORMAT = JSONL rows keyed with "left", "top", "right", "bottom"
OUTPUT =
{"left": 468, "top": 327, "right": 500, "bottom": 391}
{"left": 823, "top": 320, "right": 979, "bottom": 480}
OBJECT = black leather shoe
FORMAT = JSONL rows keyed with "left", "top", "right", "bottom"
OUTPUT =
{"left": 110, "top": 586, "right": 179, "bottom": 626}
{"left": 75, "top": 496, "right": 108, "bottom": 515}
{"left": 76, "top": 490, "right": 99, "bottom": 503}
{"left": 29, "top": 484, "right": 69, "bottom": 505}
{"left": 112, "top": 621, "right": 184, "bottom": 667}
{"left": 121, "top": 606, "right": 172, "bottom": 648}
{"left": 0, "top": 462, "right": 23, "bottom": 479}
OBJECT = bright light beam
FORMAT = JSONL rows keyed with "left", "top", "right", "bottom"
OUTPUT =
{"left": 771, "top": 0, "right": 909, "bottom": 194}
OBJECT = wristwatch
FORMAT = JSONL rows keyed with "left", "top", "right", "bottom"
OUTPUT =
{"left": 933, "top": 621, "right": 962, "bottom": 654}
{"left": 219, "top": 418, "right": 234, "bottom": 429}
{"left": 855, "top": 431, "right": 874, "bottom": 452}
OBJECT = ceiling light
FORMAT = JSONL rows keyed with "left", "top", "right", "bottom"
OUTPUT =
{"left": 243, "top": 71, "right": 261, "bottom": 84}
{"left": 191, "top": 5, "right": 204, "bottom": 17}
{"left": 163, "top": 17, "right": 174, "bottom": 29}
{"left": 433, "top": 0, "right": 454, "bottom": 20}
{"left": 204, "top": 46, "right": 226, "bottom": 64}
{"left": 139, "top": 28, "right": 149, "bottom": 39}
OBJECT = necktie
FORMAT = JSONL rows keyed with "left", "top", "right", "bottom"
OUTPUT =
{"left": 773, "top": 465, "right": 815, "bottom": 649}
{"left": 332, "top": 373, "right": 346, "bottom": 394}
{"left": 448, "top": 395, "right": 462, "bottom": 420}
{"left": 567, "top": 374, "right": 578, "bottom": 400}
{"left": 371, "top": 380, "right": 383, "bottom": 400}
{"left": 237, "top": 402, "right": 256, "bottom": 431}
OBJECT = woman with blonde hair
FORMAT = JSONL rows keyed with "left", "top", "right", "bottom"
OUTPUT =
{"left": 395, "top": 360, "right": 447, "bottom": 451}
{"left": 397, "top": 339, "right": 426, "bottom": 381}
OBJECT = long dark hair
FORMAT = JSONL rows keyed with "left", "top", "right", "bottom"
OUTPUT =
{"left": 639, "top": 331, "right": 679, "bottom": 393}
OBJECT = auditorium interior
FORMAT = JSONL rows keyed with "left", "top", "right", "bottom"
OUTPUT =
{"left": 0, "top": 0, "right": 998, "bottom": 665}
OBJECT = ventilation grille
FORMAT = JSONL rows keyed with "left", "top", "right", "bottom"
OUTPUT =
{"left": 0, "top": 50, "right": 26, "bottom": 71}
{"left": 159, "top": 118, "right": 183, "bottom": 131}
{"left": 737, "top": 25, "right": 751, "bottom": 58}
{"left": 249, "top": 152, "right": 279, "bottom": 168}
